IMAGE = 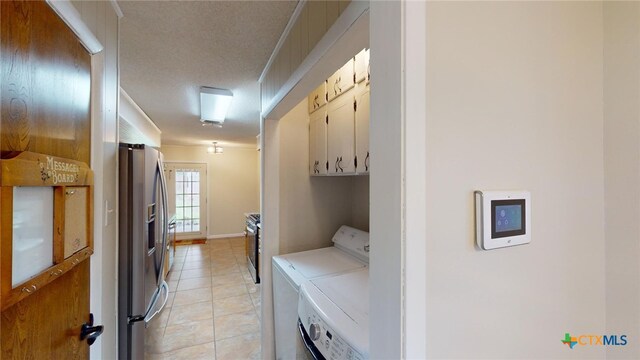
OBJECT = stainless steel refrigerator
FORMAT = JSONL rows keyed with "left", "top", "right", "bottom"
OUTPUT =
{"left": 118, "top": 144, "right": 170, "bottom": 360}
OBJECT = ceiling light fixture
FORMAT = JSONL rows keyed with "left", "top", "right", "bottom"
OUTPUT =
{"left": 207, "top": 142, "right": 224, "bottom": 154}
{"left": 200, "top": 86, "right": 233, "bottom": 125}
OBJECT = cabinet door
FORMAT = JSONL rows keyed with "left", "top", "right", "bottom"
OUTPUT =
{"left": 355, "top": 48, "right": 367, "bottom": 83}
{"left": 327, "top": 58, "right": 355, "bottom": 102}
{"left": 308, "top": 81, "right": 327, "bottom": 114}
{"left": 309, "top": 109, "right": 328, "bottom": 175}
{"left": 365, "top": 48, "right": 370, "bottom": 84}
{"left": 327, "top": 91, "right": 355, "bottom": 174}
{"left": 355, "top": 85, "right": 370, "bottom": 174}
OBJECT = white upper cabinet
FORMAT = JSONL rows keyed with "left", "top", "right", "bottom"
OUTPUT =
{"left": 308, "top": 81, "right": 327, "bottom": 114}
{"left": 355, "top": 48, "right": 368, "bottom": 83}
{"left": 354, "top": 84, "right": 370, "bottom": 174}
{"left": 327, "top": 58, "right": 355, "bottom": 102}
{"left": 327, "top": 90, "right": 356, "bottom": 175}
{"left": 309, "top": 108, "right": 328, "bottom": 175}
{"left": 365, "top": 48, "right": 370, "bottom": 84}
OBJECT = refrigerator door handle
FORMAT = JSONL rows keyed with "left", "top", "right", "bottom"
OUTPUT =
{"left": 157, "top": 158, "right": 169, "bottom": 285}
{"left": 144, "top": 280, "right": 169, "bottom": 324}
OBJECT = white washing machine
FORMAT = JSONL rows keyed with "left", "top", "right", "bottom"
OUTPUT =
{"left": 272, "top": 226, "right": 369, "bottom": 360}
{"left": 298, "top": 268, "right": 369, "bottom": 360}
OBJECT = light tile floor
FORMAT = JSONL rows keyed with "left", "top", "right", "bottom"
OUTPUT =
{"left": 146, "top": 237, "right": 261, "bottom": 360}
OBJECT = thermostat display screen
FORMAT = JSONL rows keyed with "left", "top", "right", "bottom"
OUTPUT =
{"left": 491, "top": 199, "right": 526, "bottom": 239}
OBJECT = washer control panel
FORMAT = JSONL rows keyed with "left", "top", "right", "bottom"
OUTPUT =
{"left": 298, "top": 292, "right": 364, "bottom": 360}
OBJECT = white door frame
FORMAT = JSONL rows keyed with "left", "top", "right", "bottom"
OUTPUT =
{"left": 164, "top": 161, "right": 208, "bottom": 240}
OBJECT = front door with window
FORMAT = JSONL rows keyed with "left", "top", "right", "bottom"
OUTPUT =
{"left": 164, "top": 163, "right": 207, "bottom": 240}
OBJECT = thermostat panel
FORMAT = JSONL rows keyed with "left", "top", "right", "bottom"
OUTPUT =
{"left": 475, "top": 190, "right": 531, "bottom": 250}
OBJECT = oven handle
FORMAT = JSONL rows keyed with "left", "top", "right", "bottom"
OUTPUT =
{"left": 298, "top": 319, "right": 326, "bottom": 360}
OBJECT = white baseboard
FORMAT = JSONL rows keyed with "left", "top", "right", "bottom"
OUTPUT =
{"left": 207, "top": 233, "right": 245, "bottom": 240}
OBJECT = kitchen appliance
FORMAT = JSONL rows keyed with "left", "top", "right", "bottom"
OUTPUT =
{"left": 164, "top": 216, "right": 176, "bottom": 277}
{"left": 272, "top": 225, "right": 369, "bottom": 360}
{"left": 298, "top": 268, "right": 369, "bottom": 360}
{"left": 246, "top": 213, "right": 260, "bottom": 283}
{"left": 118, "top": 144, "right": 170, "bottom": 360}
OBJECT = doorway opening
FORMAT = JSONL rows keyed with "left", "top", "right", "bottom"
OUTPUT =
{"left": 165, "top": 163, "right": 207, "bottom": 240}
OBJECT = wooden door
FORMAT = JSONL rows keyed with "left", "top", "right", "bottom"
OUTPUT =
{"left": 1, "top": 1, "right": 94, "bottom": 358}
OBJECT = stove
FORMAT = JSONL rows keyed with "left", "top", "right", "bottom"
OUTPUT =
{"left": 246, "top": 213, "right": 260, "bottom": 283}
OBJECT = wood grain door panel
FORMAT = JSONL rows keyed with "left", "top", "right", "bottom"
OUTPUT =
{"left": 1, "top": 260, "right": 90, "bottom": 359}
{"left": 1, "top": 0, "right": 93, "bottom": 358}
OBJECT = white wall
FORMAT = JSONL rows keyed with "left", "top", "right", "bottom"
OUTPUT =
{"left": 422, "top": 2, "right": 605, "bottom": 358}
{"left": 603, "top": 2, "right": 640, "bottom": 359}
{"left": 161, "top": 145, "right": 260, "bottom": 237}
{"left": 369, "top": 2, "right": 403, "bottom": 358}
{"left": 71, "top": 1, "right": 120, "bottom": 359}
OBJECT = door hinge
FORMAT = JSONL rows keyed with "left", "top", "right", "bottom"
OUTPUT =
{"left": 354, "top": 156, "right": 358, "bottom": 169}
{"left": 354, "top": 100, "right": 357, "bottom": 112}
{"left": 326, "top": 115, "right": 328, "bottom": 124}
{"left": 326, "top": 161, "right": 328, "bottom": 171}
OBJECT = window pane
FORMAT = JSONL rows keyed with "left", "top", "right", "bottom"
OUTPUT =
{"left": 183, "top": 207, "right": 192, "bottom": 220}
{"left": 176, "top": 220, "right": 184, "bottom": 233}
{"left": 192, "top": 182, "right": 199, "bottom": 194}
{"left": 193, "top": 171, "right": 199, "bottom": 181}
{"left": 176, "top": 181, "right": 184, "bottom": 195}
{"left": 176, "top": 194, "right": 183, "bottom": 207}
{"left": 184, "top": 171, "right": 192, "bottom": 181}
{"left": 184, "top": 220, "right": 192, "bottom": 232}
{"left": 192, "top": 207, "right": 200, "bottom": 219}
{"left": 176, "top": 171, "right": 183, "bottom": 182}
{"left": 176, "top": 207, "right": 184, "bottom": 220}
{"left": 192, "top": 222, "right": 200, "bottom": 232}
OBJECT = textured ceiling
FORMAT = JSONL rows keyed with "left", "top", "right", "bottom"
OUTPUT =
{"left": 119, "top": 1, "right": 297, "bottom": 147}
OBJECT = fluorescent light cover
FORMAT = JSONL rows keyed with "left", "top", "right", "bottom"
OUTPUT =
{"left": 46, "top": 0, "right": 104, "bottom": 54}
{"left": 200, "top": 87, "right": 233, "bottom": 123}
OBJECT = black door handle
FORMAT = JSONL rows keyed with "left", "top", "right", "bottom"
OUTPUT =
{"left": 80, "top": 313, "right": 104, "bottom": 346}
{"left": 365, "top": 151, "right": 370, "bottom": 171}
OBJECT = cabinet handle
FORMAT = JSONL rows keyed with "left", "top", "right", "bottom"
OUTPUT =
{"left": 335, "top": 157, "right": 339, "bottom": 172}
{"left": 22, "top": 284, "right": 37, "bottom": 293}
{"left": 313, "top": 94, "right": 319, "bottom": 109}
{"left": 334, "top": 77, "right": 342, "bottom": 95}
{"left": 365, "top": 152, "right": 370, "bottom": 171}
{"left": 338, "top": 156, "right": 344, "bottom": 172}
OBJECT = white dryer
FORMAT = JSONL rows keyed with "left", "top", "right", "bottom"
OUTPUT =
{"left": 298, "top": 268, "right": 369, "bottom": 360}
{"left": 272, "top": 226, "right": 369, "bottom": 360}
